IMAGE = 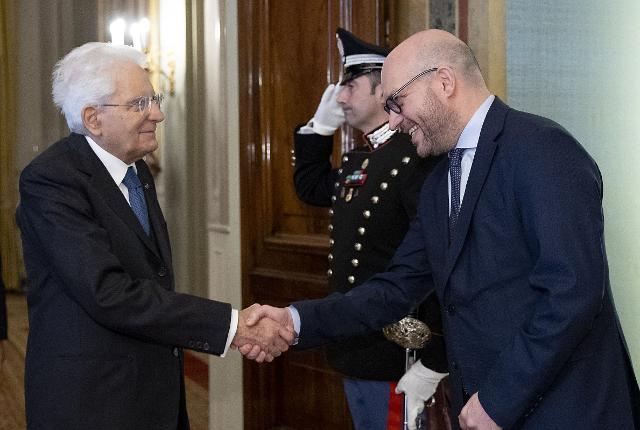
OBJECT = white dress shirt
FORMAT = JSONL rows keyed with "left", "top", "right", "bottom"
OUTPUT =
{"left": 448, "top": 95, "right": 495, "bottom": 214}
{"left": 85, "top": 136, "right": 237, "bottom": 357}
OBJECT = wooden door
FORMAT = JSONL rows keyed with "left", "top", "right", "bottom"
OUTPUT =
{"left": 238, "top": 1, "right": 385, "bottom": 429}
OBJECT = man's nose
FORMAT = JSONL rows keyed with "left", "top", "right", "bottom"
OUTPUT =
{"left": 388, "top": 111, "right": 403, "bottom": 131}
{"left": 148, "top": 103, "right": 165, "bottom": 123}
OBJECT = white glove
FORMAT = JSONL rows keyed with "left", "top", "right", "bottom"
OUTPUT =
{"left": 396, "top": 361, "right": 448, "bottom": 430}
{"left": 310, "top": 84, "right": 345, "bottom": 136}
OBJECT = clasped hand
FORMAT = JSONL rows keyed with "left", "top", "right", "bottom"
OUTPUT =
{"left": 231, "top": 304, "right": 295, "bottom": 363}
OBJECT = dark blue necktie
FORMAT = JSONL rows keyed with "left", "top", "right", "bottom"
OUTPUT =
{"left": 448, "top": 148, "right": 465, "bottom": 242}
{"left": 122, "top": 166, "right": 150, "bottom": 235}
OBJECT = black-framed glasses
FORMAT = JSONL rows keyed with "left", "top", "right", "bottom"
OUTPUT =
{"left": 97, "top": 93, "right": 164, "bottom": 113}
{"left": 384, "top": 67, "right": 438, "bottom": 114}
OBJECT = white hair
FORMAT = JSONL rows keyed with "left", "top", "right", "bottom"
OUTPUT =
{"left": 52, "top": 42, "right": 147, "bottom": 134}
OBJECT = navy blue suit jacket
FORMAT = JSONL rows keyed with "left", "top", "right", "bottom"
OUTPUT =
{"left": 17, "top": 133, "right": 232, "bottom": 430}
{"left": 294, "top": 99, "right": 639, "bottom": 429}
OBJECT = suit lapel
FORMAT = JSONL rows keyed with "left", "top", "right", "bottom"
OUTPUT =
{"left": 71, "top": 135, "right": 162, "bottom": 260}
{"left": 136, "top": 160, "right": 172, "bottom": 267}
{"left": 429, "top": 162, "right": 451, "bottom": 288}
{"left": 442, "top": 99, "right": 509, "bottom": 283}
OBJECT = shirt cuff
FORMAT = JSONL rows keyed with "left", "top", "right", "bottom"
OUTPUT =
{"left": 288, "top": 305, "right": 301, "bottom": 345}
{"left": 220, "top": 308, "right": 238, "bottom": 358}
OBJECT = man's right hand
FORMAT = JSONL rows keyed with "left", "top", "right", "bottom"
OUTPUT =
{"left": 232, "top": 304, "right": 295, "bottom": 363}
{"left": 237, "top": 305, "right": 296, "bottom": 361}
{"left": 311, "top": 84, "right": 345, "bottom": 136}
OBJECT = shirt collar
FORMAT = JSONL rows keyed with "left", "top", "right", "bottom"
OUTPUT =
{"left": 455, "top": 95, "right": 495, "bottom": 150}
{"left": 85, "top": 135, "right": 135, "bottom": 186}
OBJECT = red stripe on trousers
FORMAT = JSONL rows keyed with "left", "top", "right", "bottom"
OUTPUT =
{"left": 387, "top": 381, "right": 404, "bottom": 430}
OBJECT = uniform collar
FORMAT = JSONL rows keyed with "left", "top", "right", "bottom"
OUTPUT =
{"left": 364, "top": 122, "right": 397, "bottom": 151}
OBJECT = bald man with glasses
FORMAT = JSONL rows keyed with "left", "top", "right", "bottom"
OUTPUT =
{"left": 248, "top": 29, "right": 639, "bottom": 430}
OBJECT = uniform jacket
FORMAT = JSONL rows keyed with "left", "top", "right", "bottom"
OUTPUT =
{"left": 293, "top": 99, "right": 640, "bottom": 429}
{"left": 17, "top": 133, "right": 232, "bottom": 430}
{"left": 294, "top": 125, "right": 447, "bottom": 380}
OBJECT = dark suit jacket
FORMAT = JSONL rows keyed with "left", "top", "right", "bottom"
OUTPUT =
{"left": 17, "top": 133, "right": 232, "bottom": 430}
{"left": 294, "top": 99, "right": 640, "bottom": 429}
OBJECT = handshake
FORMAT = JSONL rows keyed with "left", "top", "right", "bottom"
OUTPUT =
{"left": 230, "top": 304, "right": 294, "bottom": 363}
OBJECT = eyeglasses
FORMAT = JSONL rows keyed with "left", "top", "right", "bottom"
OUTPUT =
{"left": 97, "top": 93, "right": 164, "bottom": 113}
{"left": 384, "top": 67, "right": 438, "bottom": 114}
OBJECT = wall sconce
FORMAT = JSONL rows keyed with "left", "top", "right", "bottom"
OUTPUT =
{"left": 109, "top": 17, "right": 176, "bottom": 96}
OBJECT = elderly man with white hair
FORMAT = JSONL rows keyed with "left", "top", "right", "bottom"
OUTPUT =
{"left": 16, "top": 42, "right": 293, "bottom": 430}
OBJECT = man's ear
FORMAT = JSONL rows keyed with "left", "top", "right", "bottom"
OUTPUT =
{"left": 82, "top": 106, "right": 102, "bottom": 136}
{"left": 435, "top": 67, "right": 456, "bottom": 98}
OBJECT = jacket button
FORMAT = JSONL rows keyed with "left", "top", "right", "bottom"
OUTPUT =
{"left": 188, "top": 340, "right": 195, "bottom": 348}
{"left": 158, "top": 266, "right": 167, "bottom": 277}
{"left": 203, "top": 342, "right": 210, "bottom": 351}
{"left": 447, "top": 304, "right": 456, "bottom": 315}
{"left": 173, "top": 347, "right": 179, "bottom": 357}
{"left": 451, "top": 361, "right": 458, "bottom": 371}
{"left": 196, "top": 341, "right": 203, "bottom": 349}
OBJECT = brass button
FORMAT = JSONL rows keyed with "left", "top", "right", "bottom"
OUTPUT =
{"left": 327, "top": 269, "right": 333, "bottom": 276}
{"left": 363, "top": 210, "right": 371, "bottom": 219}
{"left": 402, "top": 157, "right": 410, "bottom": 164}
{"left": 332, "top": 195, "right": 337, "bottom": 202}
{"left": 347, "top": 275, "right": 355, "bottom": 284}
{"left": 338, "top": 168, "right": 343, "bottom": 174}
{"left": 380, "top": 182, "right": 388, "bottom": 190}
{"left": 329, "top": 238, "right": 334, "bottom": 245}
{"left": 390, "top": 169, "right": 398, "bottom": 177}
{"left": 328, "top": 224, "right": 333, "bottom": 232}
{"left": 358, "top": 227, "right": 365, "bottom": 235}
{"left": 354, "top": 243, "right": 362, "bottom": 251}
{"left": 334, "top": 182, "right": 340, "bottom": 188}
{"left": 329, "top": 209, "right": 334, "bottom": 216}
{"left": 328, "top": 254, "right": 333, "bottom": 261}
{"left": 351, "top": 259, "right": 359, "bottom": 267}
{"left": 342, "top": 155, "right": 349, "bottom": 162}
{"left": 371, "top": 196, "right": 379, "bottom": 204}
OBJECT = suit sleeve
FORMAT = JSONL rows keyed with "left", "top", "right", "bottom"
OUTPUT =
{"left": 293, "top": 125, "right": 339, "bottom": 207}
{"left": 17, "top": 163, "right": 232, "bottom": 355}
{"left": 294, "top": 212, "right": 436, "bottom": 349}
{"left": 478, "top": 126, "right": 608, "bottom": 427}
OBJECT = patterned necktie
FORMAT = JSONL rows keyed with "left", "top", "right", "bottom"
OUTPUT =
{"left": 122, "top": 166, "right": 150, "bottom": 235}
{"left": 448, "top": 148, "right": 465, "bottom": 242}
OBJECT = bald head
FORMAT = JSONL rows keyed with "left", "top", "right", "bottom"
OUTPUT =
{"left": 381, "top": 30, "right": 491, "bottom": 157}
{"left": 384, "top": 29, "right": 486, "bottom": 92}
